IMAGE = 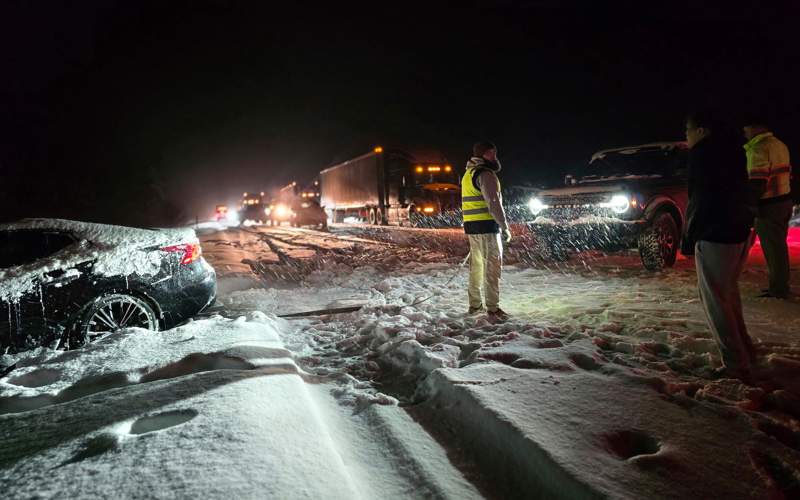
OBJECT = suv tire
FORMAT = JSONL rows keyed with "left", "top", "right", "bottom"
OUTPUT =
{"left": 638, "top": 211, "right": 678, "bottom": 270}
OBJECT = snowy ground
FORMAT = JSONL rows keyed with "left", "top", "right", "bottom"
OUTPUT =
{"left": 3, "top": 221, "right": 800, "bottom": 499}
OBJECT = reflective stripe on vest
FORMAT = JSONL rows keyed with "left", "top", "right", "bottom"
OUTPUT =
{"left": 749, "top": 164, "right": 791, "bottom": 197}
{"left": 461, "top": 168, "right": 499, "bottom": 222}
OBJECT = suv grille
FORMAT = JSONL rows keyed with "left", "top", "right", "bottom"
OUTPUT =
{"left": 544, "top": 193, "right": 608, "bottom": 207}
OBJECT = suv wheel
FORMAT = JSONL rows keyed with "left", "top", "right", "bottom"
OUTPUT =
{"left": 638, "top": 211, "right": 678, "bottom": 270}
{"left": 532, "top": 235, "right": 571, "bottom": 262}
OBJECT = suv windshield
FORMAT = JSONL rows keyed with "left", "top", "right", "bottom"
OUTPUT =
{"left": 583, "top": 148, "right": 687, "bottom": 180}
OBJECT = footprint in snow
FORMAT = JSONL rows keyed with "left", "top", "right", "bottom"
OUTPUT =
{"left": 6, "top": 368, "right": 61, "bottom": 388}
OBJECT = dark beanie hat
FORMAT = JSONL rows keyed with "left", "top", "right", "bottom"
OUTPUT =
{"left": 473, "top": 141, "right": 496, "bottom": 157}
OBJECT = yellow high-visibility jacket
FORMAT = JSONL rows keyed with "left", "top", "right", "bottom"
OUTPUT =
{"left": 745, "top": 132, "right": 791, "bottom": 200}
{"left": 462, "top": 167, "right": 500, "bottom": 222}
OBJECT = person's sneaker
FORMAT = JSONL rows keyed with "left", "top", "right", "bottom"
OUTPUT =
{"left": 487, "top": 307, "right": 509, "bottom": 321}
{"left": 468, "top": 305, "right": 484, "bottom": 315}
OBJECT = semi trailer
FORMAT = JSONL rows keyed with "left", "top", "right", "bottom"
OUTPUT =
{"left": 320, "top": 147, "right": 461, "bottom": 226}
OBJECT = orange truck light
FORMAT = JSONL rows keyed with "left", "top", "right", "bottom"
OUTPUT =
{"left": 428, "top": 166, "right": 440, "bottom": 172}
{"left": 445, "top": 165, "right": 452, "bottom": 172}
{"left": 416, "top": 166, "right": 424, "bottom": 173}
{"left": 374, "top": 147, "right": 383, "bottom": 153}
{"left": 423, "top": 207, "right": 435, "bottom": 213}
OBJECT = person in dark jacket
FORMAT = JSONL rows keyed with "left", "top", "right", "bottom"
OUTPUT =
{"left": 682, "top": 108, "right": 756, "bottom": 379}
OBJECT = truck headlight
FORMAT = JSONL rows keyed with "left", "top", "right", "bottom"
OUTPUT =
{"left": 529, "top": 198, "right": 548, "bottom": 215}
{"left": 599, "top": 195, "right": 630, "bottom": 214}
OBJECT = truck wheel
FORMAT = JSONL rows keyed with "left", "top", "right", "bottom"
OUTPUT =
{"left": 638, "top": 211, "right": 678, "bottom": 271}
{"left": 408, "top": 205, "right": 421, "bottom": 227}
{"left": 368, "top": 209, "right": 376, "bottom": 224}
{"left": 375, "top": 208, "right": 384, "bottom": 225}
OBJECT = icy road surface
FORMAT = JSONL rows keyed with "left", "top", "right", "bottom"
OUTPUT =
{"left": 3, "top": 221, "right": 800, "bottom": 499}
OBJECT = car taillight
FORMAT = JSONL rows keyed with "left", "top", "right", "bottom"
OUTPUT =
{"left": 161, "top": 242, "right": 201, "bottom": 265}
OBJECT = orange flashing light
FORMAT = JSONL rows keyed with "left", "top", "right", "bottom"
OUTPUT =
{"left": 445, "top": 165, "right": 452, "bottom": 172}
{"left": 374, "top": 147, "right": 383, "bottom": 153}
{"left": 416, "top": 166, "right": 424, "bottom": 173}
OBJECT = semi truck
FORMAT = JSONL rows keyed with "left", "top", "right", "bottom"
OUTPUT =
{"left": 320, "top": 147, "right": 461, "bottom": 226}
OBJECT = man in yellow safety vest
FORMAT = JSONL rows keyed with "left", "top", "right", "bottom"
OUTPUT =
{"left": 462, "top": 141, "right": 512, "bottom": 320}
{"left": 744, "top": 116, "right": 793, "bottom": 298}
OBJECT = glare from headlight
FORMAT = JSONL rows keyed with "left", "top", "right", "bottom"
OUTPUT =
{"left": 600, "top": 195, "right": 630, "bottom": 214}
{"left": 528, "top": 198, "right": 548, "bottom": 215}
{"left": 274, "top": 204, "right": 289, "bottom": 217}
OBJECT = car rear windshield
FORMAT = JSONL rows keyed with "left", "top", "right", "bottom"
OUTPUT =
{"left": 583, "top": 149, "right": 687, "bottom": 180}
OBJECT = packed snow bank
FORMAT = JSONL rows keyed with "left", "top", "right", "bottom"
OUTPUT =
{"left": 419, "top": 362, "right": 799, "bottom": 500}
{"left": 0, "top": 312, "right": 479, "bottom": 500}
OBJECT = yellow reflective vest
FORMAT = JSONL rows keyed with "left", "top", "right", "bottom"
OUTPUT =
{"left": 745, "top": 132, "right": 792, "bottom": 199}
{"left": 462, "top": 167, "right": 500, "bottom": 222}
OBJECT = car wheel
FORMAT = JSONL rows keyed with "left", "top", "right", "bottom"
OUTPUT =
{"left": 638, "top": 211, "right": 678, "bottom": 271}
{"left": 72, "top": 294, "right": 159, "bottom": 348}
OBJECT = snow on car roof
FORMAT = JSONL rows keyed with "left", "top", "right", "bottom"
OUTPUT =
{"left": 0, "top": 219, "right": 198, "bottom": 302}
{"left": 0, "top": 219, "right": 195, "bottom": 247}
{"left": 591, "top": 141, "right": 688, "bottom": 162}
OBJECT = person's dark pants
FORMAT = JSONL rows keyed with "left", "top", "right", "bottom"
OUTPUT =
{"left": 755, "top": 199, "right": 793, "bottom": 298}
{"left": 695, "top": 238, "right": 756, "bottom": 371}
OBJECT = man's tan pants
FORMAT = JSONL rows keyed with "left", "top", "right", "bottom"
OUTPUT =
{"left": 468, "top": 233, "right": 503, "bottom": 311}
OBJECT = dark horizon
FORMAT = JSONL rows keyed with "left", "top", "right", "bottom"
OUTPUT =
{"left": 2, "top": 0, "right": 798, "bottom": 226}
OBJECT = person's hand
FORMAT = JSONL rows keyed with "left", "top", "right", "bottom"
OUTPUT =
{"left": 503, "top": 228, "right": 513, "bottom": 243}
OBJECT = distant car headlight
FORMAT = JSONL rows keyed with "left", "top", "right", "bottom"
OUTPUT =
{"left": 274, "top": 204, "right": 289, "bottom": 217}
{"left": 599, "top": 194, "right": 630, "bottom": 214}
{"left": 529, "top": 198, "right": 549, "bottom": 215}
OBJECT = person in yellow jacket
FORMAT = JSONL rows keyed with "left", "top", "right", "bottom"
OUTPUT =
{"left": 743, "top": 117, "right": 793, "bottom": 298}
{"left": 462, "top": 141, "right": 512, "bottom": 320}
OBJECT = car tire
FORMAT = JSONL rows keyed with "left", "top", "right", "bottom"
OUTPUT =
{"left": 71, "top": 294, "right": 159, "bottom": 348}
{"left": 638, "top": 211, "right": 679, "bottom": 271}
{"left": 549, "top": 242, "right": 572, "bottom": 263}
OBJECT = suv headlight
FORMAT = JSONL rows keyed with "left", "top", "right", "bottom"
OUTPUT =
{"left": 529, "top": 198, "right": 549, "bottom": 215}
{"left": 599, "top": 194, "right": 630, "bottom": 214}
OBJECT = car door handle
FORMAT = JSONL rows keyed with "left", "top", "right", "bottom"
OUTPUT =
{"left": 41, "top": 270, "right": 81, "bottom": 286}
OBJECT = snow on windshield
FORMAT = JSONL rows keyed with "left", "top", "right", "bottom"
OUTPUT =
{"left": 583, "top": 148, "right": 686, "bottom": 180}
{"left": 0, "top": 219, "right": 198, "bottom": 302}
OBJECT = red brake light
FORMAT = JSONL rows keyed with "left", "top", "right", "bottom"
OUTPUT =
{"left": 161, "top": 242, "right": 201, "bottom": 265}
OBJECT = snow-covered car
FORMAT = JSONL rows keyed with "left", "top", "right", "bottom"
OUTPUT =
{"left": 527, "top": 142, "right": 689, "bottom": 270}
{"left": 291, "top": 199, "right": 328, "bottom": 230}
{"left": 0, "top": 219, "right": 217, "bottom": 355}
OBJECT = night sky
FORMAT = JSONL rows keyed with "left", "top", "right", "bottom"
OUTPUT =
{"left": 2, "top": 0, "right": 798, "bottom": 226}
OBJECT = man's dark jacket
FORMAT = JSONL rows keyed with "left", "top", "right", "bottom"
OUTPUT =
{"left": 681, "top": 135, "right": 755, "bottom": 255}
